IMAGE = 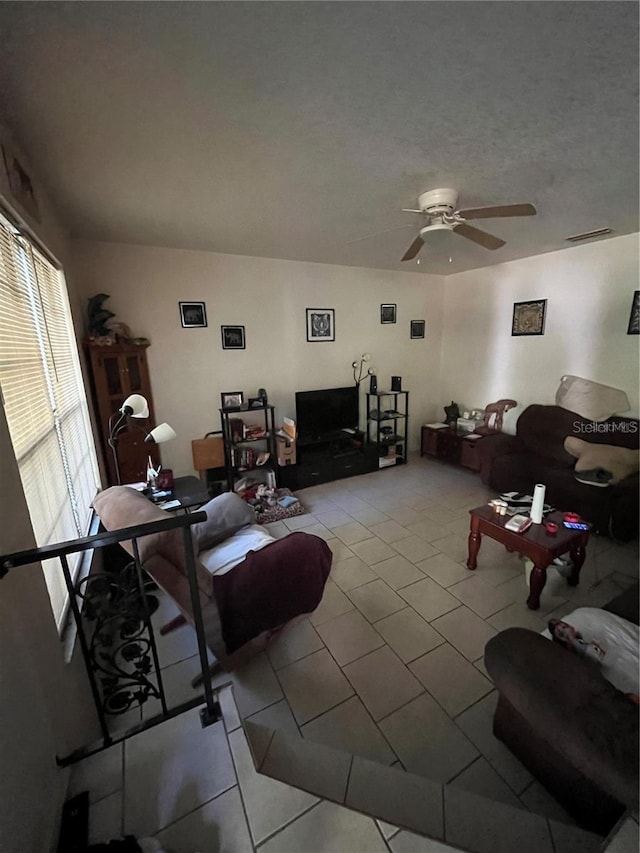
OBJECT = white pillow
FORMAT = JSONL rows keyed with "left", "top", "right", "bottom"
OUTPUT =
{"left": 543, "top": 607, "right": 639, "bottom": 695}
{"left": 199, "top": 524, "right": 275, "bottom": 577}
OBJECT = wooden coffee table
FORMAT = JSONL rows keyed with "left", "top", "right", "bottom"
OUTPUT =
{"left": 467, "top": 505, "right": 590, "bottom": 610}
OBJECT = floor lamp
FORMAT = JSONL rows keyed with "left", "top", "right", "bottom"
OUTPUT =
{"left": 108, "top": 394, "right": 175, "bottom": 485}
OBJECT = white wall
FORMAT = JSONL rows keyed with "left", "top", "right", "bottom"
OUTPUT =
{"left": 439, "top": 234, "right": 640, "bottom": 430}
{"left": 72, "top": 241, "right": 445, "bottom": 475}
{"left": 0, "top": 122, "right": 100, "bottom": 853}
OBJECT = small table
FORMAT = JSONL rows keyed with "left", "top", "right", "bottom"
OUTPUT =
{"left": 467, "top": 505, "right": 590, "bottom": 610}
{"left": 421, "top": 424, "right": 484, "bottom": 472}
{"left": 149, "top": 475, "right": 211, "bottom": 511}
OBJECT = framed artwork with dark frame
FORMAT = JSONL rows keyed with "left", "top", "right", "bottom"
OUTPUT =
{"left": 221, "top": 325, "right": 246, "bottom": 349}
{"left": 627, "top": 291, "right": 639, "bottom": 335}
{"left": 410, "top": 320, "right": 425, "bottom": 339}
{"left": 220, "top": 391, "right": 244, "bottom": 410}
{"left": 179, "top": 301, "right": 207, "bottom": 328}
{"left": 306, "top": 308, "right": 335, "bottom": 342}
{"left": 381, "top": 304, "right": 397, "bottom": 324}
{"left": 512, "top": 299, "right": 547, "bottom": 336}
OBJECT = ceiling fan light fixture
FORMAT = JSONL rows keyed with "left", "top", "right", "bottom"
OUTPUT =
{"left": 419, "top": 221, "right": 454, "bottom": 238}
{"left": 565, "top": 227, "right": 612, "bottom": 243}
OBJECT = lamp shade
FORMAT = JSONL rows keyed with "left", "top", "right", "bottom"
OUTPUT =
{"left": 120, "top": 394, "right": 149, "bottom": 418}
{"left": 144, "top": 423, "right": 177, "bottom": 444}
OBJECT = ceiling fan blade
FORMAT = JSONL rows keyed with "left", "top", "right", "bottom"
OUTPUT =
{"left": 456, "top": 203, "right": 537, "bottom": 220}
{"left": 401, "top": 208, "right": 424, "bottom": 214}
{"left": 454, "top": 222, "right": 505, "bottom": 250}
{"left": 401, "top": 235, "right": 424, "bottom": 261}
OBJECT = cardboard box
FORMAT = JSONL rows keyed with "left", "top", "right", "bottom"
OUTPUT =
{"left": 276, "top": 436, "right": 297, "bottom": 466}
{"left": 192, "top": 436, "right": 225, "bottom": 471}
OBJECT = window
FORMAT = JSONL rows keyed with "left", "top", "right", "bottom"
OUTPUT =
{"left": 0, "top": 209, "right": 101, "bottom": 630}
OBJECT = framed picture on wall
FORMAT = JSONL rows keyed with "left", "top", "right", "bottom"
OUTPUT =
{"left": 306, "top": 308, "right": 335, "bottom": 341}
{"left": 512, "top": 299, "right": 546, "bottom": 336}
{"left": 221, "top": 325, "right": 246, "bottom": 349}
{"left": 381, "top": 304, "right": 397, "bottom": 324}
{"left": 627, "top": 291, "right": 639, "bottom": 335}
{"left": 179, "top": 301, "right": 207, "bottom": 328}
{"left": 2, "top": 142, "right": 40, "bottom": 222}
{"left": 410, "top": 320, "right": 425, "bottom": 339}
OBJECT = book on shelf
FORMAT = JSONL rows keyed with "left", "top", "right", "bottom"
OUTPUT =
{"left": 244, "top": 425, "right": 267, "bottom": 440}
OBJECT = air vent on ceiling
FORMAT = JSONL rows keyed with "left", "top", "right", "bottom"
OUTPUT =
{"left": 565, "top": 227, "right": 613, "bottom": 243}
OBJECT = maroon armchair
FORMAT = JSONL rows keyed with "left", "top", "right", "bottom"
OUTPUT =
{"left": 93, "top": 487, "right": 332, "bottom": 671}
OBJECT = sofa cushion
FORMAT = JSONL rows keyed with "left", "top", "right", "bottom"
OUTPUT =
{"left": 516, "top": 405, "right": 581, "bottom": 466}
{"left": 564, "top": 437, "right": 640, "bottom": 486}
{"left": 190, "top": 492, "right": 257, "bottom": 550}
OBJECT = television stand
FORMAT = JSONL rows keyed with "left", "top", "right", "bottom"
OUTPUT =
{"left": 279, "top": 429, "right": 377, "bottom": 490}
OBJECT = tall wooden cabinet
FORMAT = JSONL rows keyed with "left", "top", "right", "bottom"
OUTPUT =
{"left": 85, "top": 343, "right": 160, "bottom": 486}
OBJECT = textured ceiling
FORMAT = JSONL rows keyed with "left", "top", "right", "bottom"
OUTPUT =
{"left": 0, "top": 1, "right": 638, "bottom": 275}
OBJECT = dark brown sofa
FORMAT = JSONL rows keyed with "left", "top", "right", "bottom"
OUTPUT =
{"left": 478, "top": 405, "right": 639, "bottom": 541}
{"left": 485, "top": 584, "right": 639, "bottom": 835}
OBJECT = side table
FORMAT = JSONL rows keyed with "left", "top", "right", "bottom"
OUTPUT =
{"left": 147, "top": 475, "right": 211, "bottom": 511}
{"left": 421, "top": 424, "right": 484, "bottom": 472}
{"left": 466, "top": 505, "right": 589, "bottom": 610}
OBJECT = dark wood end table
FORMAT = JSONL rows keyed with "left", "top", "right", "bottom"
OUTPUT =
{"left": 467, "top": 505, "right": 590, "bottom": 610}
{"left": 147, "top": 475, "right": 211, "bottom": 511}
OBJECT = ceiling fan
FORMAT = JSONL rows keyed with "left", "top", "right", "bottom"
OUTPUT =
{"left": 400, "top": 188, "right": 536, "bottom": 262}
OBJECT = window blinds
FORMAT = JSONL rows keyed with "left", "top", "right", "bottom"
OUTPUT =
{"left": 0, "top": 211, "right": 101, "bottom": 630}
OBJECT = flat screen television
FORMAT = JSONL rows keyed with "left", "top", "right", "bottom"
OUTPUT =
{"left": 295, "top": 386, "right": 359, "bottom": 442}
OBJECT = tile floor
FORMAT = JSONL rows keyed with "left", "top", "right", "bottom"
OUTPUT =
{"left": 72, "top": 453, "right": 639, "bottom": 851}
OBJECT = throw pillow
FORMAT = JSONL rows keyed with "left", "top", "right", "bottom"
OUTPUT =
{"left": 563, "top": 436, "right": 640, "bottom": 486}
{"left": 191, "top": 491, "right": 256, "bottom": 551}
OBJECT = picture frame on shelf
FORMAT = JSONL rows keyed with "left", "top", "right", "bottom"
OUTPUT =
{"left": 179, "top": 301, "right": 207, "bottom": 328}
{"left": 221, "top": 391, "right": 244, "bottom": 410}
{"left": 410, "top": 320, "right": 425, "bottom": 339}
{"left": 512, "top": 299, "right": 547, "bottom": 336}
{"left": 306, "top": 308, "right": 335, "bottom": 342}
{"left": 247, "top": 396, "right": 265, "bottom": 409}
{"left": 627, "top": 291, "right": 639, "bottom": 335}
{"left": 221, "top": 325, "right": 246, "bottom": 349}
{"left": 381, "top": 304, "right": 397, "bottom": 324}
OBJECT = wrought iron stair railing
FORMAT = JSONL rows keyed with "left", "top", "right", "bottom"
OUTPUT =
{"left": 1, "top": 509, "right": 221, "bottom": 766}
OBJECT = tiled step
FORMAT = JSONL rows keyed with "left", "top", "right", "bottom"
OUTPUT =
{"left": 241, "top": 714, "right": 604, "bottom": 853}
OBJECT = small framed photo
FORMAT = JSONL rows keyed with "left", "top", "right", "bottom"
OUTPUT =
{"left": 221, "top": 391, "right": 244, "bottom": 410}
{"left": 247, "top": 396, "right": 265, "bottom": 409}
{"left": 627, "top": 291, "right": 639, "bottom": 335}
{"left": 306, "top": 308, "right": 335, "bottom": 342}
{"left": 512, "top": 299, "right": 547, "bottom": 336}
{"left": 410, "top": 320, "right": 425, "bottom": 339}
{"left": 179, "top": 301, "right": 207, "bottom": 328}
{"left": 381, "top": 304, "right": 397, "bottom": 324}
{"left": 221, "top": 325, "right": 246, "bottom": 349}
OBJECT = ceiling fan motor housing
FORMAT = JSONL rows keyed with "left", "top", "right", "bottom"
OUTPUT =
{"left": 417, "top": 188, "right": 459, "bottom": 216}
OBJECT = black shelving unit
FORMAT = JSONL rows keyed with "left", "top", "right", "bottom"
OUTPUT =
{"left": 220, "top": 404, "right": 278, "bottom": 492}
{"left": 366, "top": 390, "right": 409, "bottom": 469}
